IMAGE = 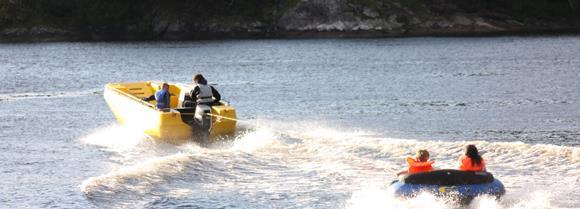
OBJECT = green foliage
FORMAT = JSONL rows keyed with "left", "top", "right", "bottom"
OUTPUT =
{"left": 569, "top": 0, "right": 578, "bottom": 9}
{"left": 268, "top": 0, "right": 300, "bottom": 23}
{"left": 396, "top": 0, "right": 428, "bottom": 12}
{"left": 396, "top": 0, "right": 430, "bottom": 18}
{"left": 0, "top": 0, "right": 279, "bottom": 29}
{"left": 349, "top": 0, "right": 383, "bottom": 9}
{"left": 485, "top": 0, "right": 578, "bottom": 21}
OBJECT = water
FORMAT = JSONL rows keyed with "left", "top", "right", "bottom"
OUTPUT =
{"left": 0, "top": 37, "right": 579, "bottom": 208}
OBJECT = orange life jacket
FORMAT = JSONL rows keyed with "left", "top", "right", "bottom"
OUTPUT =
{"left": 407, "top": 157, "right": 434, "bottom": 174}
{"left": 459, "top": 156, "right": 485, "bottom": 171}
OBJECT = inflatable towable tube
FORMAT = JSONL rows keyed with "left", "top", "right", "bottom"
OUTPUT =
{"left": 389, "top": 169, "right": 505, "bottom": 204}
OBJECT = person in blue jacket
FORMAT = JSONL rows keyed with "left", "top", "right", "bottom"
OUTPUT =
{"left": 144, "top": 83, "right": 171, "bottom": 110}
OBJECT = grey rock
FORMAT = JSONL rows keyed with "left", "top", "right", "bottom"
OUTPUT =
{"left": 277, "top": 0, "right": 411, "bottom": 31}
{"left": 452, "top": 15, "right": 473, "bottom": 26}
{"left": 278, "top": 0, "right": 358, "bottom": 30}
{"left": 2, "top": 26, "right": 70, "bottom": 37}
{"left": 363, "top": 7, "right": 379, "bottom": 18}
{"left": 2, "top": 28, "right": 28, "bottom": 36}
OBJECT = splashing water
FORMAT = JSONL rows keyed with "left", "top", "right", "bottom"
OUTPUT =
{"left": 228, "top": 127, "right": 284, "bottom": 152}
{"left": 79, "top": 121, "right": 579, "bottom": 208}
{"left": 79, "top": 124, "right": 150, "bottom": 152}
{"left": 346, "top": 188, "right": 557, "bottom": 209}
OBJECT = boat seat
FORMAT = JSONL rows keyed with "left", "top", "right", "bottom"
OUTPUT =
{"left": 175, "top": 107, "right": 195, "bottom": 124}
{"left": 123, "top": 82, "right": 156, "bottom": 99}
{"left": 178, "top": 87, "right": 188, "bottom": 108}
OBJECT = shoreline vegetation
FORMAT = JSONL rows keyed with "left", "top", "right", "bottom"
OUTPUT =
{"left": 1, "top": 0, "right": 579, "bottom": 42}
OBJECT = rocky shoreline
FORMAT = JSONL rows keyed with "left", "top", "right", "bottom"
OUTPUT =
{"left": 1, "top": 0, "right": 579, "bottom": 42}
{"left": 3, "top": 25, "right": 579, "bottom": 43}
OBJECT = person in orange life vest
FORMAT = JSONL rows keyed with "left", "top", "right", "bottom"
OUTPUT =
{"left": 396, "top": 149, "right": 435, "bottom": 176}
{"left": 459, "top": 144, "right": 486, "bottom": 172}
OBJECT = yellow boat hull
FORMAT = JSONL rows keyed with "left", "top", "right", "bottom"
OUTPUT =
{"left": 103, "top": 81, "right": 236, "bottom": 144}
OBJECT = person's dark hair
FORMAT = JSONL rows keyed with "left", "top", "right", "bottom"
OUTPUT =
{"left": 465, "top": 145, "right": 482, "bottom": 166}
{"left": 193, "top": 74, "right": 207, "bottom": 85}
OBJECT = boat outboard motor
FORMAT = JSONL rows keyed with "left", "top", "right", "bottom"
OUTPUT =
{"left": 193, "top": 104, "right": 212, "bottom": 143}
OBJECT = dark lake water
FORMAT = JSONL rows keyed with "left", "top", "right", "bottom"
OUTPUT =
{"left": 1, "top": 36, "right": 579, "bottom": 208}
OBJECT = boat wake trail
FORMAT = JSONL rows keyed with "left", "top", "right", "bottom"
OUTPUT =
{"left": 79, "top": 121, "right": 579, "bottom": 209}
{"left": 0, "top": 89, "right": 101, "bottom": 102}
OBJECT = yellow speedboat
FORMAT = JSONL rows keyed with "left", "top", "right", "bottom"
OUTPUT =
{"left": 103, "top": 81, "right": 236, "bottom": 144}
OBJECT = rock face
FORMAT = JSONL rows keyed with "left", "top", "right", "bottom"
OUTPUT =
{"left": 1, "top": 26, "right": 77, "bottom": 41}
{"left": 276, "top": 0, "right": 579, "bottom": 36}
{"left": 277, "top": 0, "right": 414, "bottom": 32}
{"left": 0, "top": 0, "right": 579, "bottom": 41}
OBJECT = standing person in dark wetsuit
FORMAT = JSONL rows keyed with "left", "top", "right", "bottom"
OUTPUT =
{"left": 183, "top": 74, "right": 221, "bottom": 107}
{"left": 182, "top": 74, "right": 221, "bottom": 143}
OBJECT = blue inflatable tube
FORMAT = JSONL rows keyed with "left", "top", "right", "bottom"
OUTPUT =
{"left": 389, "top": 169, "right": 505, "bottom": 203}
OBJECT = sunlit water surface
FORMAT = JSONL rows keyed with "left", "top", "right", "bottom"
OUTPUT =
{"left": 0, "top": 37, "right": 579, "bottom": 208}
